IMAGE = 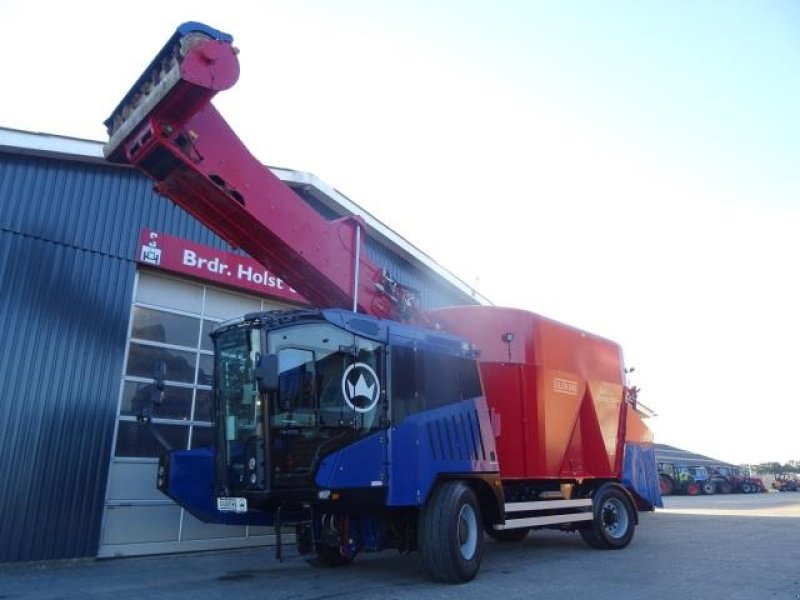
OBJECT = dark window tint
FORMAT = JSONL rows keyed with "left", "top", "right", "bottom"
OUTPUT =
{"left": 127, "top": 343, "right": 196, "bottom": 384}
{"left": 277, "top": 348, "right": 316, "bottom": 413}
{"left": 191, "top": 425, "right": 216, "bottom": 450}
{"left": 115, "top": 421, "right": 189, "bottom": 458}
{"left": 120, "top": 381, "right": 192, "bottom": 420}
{"left": 391, "top": 346, "right": 424, "bottom": 423}
{"left": 200, "top": 320, "right": 218, "bottom": 352}
{"left": 198, "top": 353, "right": 214, "bottom": 386}
{"left": 131, "top": 307, "right": 199, "bottom": 347}
{"left": 391, "top": 348, "right": 482, "bottom": 419}
{"left": 424, "top": 352, "right": 482, "bottom": 410}
{"left": 194, "top": 388, "right": 213, "bottom": 422}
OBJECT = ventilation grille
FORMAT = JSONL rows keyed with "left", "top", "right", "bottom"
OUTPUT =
{"left": 426, "top": 409, "right": 486, "bottom": 462}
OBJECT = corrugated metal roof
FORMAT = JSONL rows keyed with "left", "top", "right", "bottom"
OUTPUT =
{"left": 654, "top": 444, "right": 736, "bottom": 468}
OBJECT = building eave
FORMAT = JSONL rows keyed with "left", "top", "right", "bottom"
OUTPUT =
{"left": 0, "top": 127, "right": 491, "bottom": 305}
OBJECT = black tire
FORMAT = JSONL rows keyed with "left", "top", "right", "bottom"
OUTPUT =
{"left": 701, "top": 481, "right": 715, "bottom": 495}
{"left": 418, "top": 481, "right": 484, "bottom": 583}
{"left": 487, "top": 527, "right": 530, "bottom": 542}
{"left": 579, "top": 485, "right": 636, "bottom": 550}
{"left": 311, "top": 544, "right": 354, "bottom": 567}
{"left": 742, "top": 483, "right": 752, "bottom": 493}
{"left": 719, "top": 481, "right": 732, "bottom": 494}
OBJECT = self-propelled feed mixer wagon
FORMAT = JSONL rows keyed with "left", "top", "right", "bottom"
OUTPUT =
{"left": 104, "top": 22, "right": 662, "bottom": 583}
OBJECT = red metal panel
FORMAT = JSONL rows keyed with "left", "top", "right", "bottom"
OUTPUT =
{"left": 478, "top": 363, "right": 527, "bottom": 478}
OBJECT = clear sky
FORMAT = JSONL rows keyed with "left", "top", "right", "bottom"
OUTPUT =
{"left": 2, "top": 1, "right": 798, "bottom": 465}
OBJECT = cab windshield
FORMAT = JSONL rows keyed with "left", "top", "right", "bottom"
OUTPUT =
{"left": 266, "top": 323, "right": 384, "bottom": 488}
{"left": 215, "top": 321, "right": 385, "bottom": 493}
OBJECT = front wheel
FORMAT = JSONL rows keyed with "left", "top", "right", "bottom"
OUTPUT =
{"left": 418, "top": 481, "right": 484, "bottom": 583}
{"left": 579, "top": 485, "right": 636, "bottom": 550}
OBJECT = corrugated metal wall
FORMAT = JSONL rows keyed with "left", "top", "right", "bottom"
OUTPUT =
{"left": 0, "top": 150, "right": 477, "bottom": 562}
{"left": 0, "top": 233, "right": 133, "bottom": 561}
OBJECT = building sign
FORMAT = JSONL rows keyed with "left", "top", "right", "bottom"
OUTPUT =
{"left": 137, "top": 229, "right": 307, "bottom": 304}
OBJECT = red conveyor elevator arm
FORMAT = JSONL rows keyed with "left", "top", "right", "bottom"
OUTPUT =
{"left": 104, "top": 23, "right": 421, "bottom": 322}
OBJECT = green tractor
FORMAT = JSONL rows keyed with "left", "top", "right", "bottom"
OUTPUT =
{"left": 658, "top": 462, "right": 711, "bottom": 496}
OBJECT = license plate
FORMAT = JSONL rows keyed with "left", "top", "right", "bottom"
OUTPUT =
{"left": 217, "top": 497, "right": 248, "bottom": 513}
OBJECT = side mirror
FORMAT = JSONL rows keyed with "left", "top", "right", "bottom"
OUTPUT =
{"left": 255, "top": 354, "right": 279, "bottom": 393}
{"left": 154, "top": 359, "right": 167, "bottom": 393}
{"left": 134, "top": 360, "right": 167, "bottom": 423}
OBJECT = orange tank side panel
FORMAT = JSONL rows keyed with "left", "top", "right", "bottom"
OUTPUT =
{"left": 554, "top": 382, "right": 622, "bottom": 479}
{"left": 589, "top": 380, "right": 625, "bottom": 472}
{"left": 625, "top": 408, "right": 655, "bottom": 444}
{"left": 426, "top": 305, "right": 628, "bottom": 480}
{"left": 535, "top": 317, "right": 623, "bottom": 384}
{"left": 538, "top": 368, "right": 586, "bottom": 477}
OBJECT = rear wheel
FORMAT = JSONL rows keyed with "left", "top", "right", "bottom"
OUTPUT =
{"left": 579, "top": 485, "right": 636, "bottom": 550}
{"left": 419, "top": 481, "right": 484, "bottom": 583}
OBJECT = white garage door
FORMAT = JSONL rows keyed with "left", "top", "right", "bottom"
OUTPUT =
{"left": 98, "top": 270, "right": 296, "bottom": 558}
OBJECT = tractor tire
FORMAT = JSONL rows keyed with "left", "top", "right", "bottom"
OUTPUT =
{"left": 686, "top": 482, "right": 700, "bottom": 496}
{"left": 487, "top": 527, "right": 530, "bottom": 542}
{"left": 579, "top": 485, "right": 636, "bottom": 550}
{"left": 659, "top": 475, "right": 673, "bottom": 496}
{"left": 742, "top": 483, "right": 752, "bottom": 493}
{"left": 418, "top": 481, "right": 484, "bottom": 583}
{"left": 701, "top": 481, "right": 715, "bottom": 495}
{"left": 719, "top": 481, "right": 732, "bottom": 494}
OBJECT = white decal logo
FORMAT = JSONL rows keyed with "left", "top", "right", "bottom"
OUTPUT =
{"left": 553, "top": 377, "right": 579, "bottom": 396}
{"left": 140, "top": 232, "right": 162, "bottom": 266}
{"left": 341, "top": 363, "right": 380, "bottom": 413}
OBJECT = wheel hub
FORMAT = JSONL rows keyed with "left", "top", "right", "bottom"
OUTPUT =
{"left": 601, "top": 497, "right": 629, "bottom": 539}
{"left": 457, "top": 503, "right": 478, "bottom": 559}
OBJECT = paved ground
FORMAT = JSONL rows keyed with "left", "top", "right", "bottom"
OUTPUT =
{"left": 2, "top": 492, "right": 799, "bottom": 600}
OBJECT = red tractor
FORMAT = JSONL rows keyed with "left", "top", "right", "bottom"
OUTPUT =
{"left": 712, "top": 466, "right": 766, "bottom": 493}
{"left": 772, "top": 474, "right": 800, "bottom": 492}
